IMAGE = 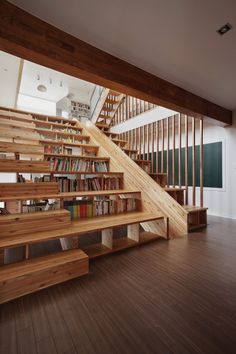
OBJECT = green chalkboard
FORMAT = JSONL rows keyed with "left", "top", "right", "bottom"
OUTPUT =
{"left": 142, "top": 141, "right": 222, "bottom": 188}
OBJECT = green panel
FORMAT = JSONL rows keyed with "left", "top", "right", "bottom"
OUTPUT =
{"left": 141, "top": 142, "right": 222, "bottom": 188}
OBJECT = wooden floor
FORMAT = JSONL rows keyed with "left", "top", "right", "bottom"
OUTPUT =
{"left": 1, "top": 216, "right": 236, "bottom": 354}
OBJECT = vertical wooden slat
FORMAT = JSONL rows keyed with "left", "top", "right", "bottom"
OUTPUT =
{"left": 185, "top": 115, "right": 189, "bottom": 205}
{"left": 172, "top": 115, "right": 176, "bottom": 187}
{"left": 192, "top": 117, "right": 196, "bottom": 206}
{"left": 143, "top": 125, "right": 146, "bottom": 160}
{"left": 156, "top": 121, "right": 159, "bottom": 173}
{"left": 179, "top": 114, "right": 182, "bottom": 188}
{"left": 161, "top": 119, "right": 164, "bottom": 173}
{"left": 138, "top": 126, "right": 141, "bottom": 159}
{"left": 200, "top": 117, "right": 203, "bottom": 207}
{"left": 151, "top": 122, "right": 155, "bottom": 173}
{"left": 126, "top": 96, "right": 129, "bottom": 120}
{"left": 167, "top": 117, "right": 170, "bottom": 187}
{"left": 147, "top": 124, "right": 150, "bottom": 161}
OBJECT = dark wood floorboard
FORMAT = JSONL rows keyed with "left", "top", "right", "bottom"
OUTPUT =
{"left": 1, "top": 216, "right": 236, "bottom": 353}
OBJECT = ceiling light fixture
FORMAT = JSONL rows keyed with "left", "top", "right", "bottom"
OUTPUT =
{"left": 50, "top": 78, "right": 52, "bottom": 84}
{"left": 217, "top": 23, "right": 233, "bottom": 35}
{"left": 37, "top": 84, "right": 47, "bottom": 93}
{"left": 37, "top": 74, "right": 40, "bottom": 80}
{"left": 60, "top": 81, "right": 63, "bottom": 87}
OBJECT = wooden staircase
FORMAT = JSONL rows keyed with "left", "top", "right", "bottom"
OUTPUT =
{"left": 95, "top": 90, "right": 124, "bottom": 129}
{"left": 0, "top": 108, "right": 168, "bottom": 304}
{"left": 94, "top": 123, "right": 207, "bottom": 232}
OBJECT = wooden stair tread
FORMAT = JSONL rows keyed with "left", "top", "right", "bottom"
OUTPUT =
{"left": 44, "top": 153, "right": 109, "bottom": 160}
{"left": 149, "top": 173, "right": 167, "bottom": 176}
{"left": 0, "top": 189, "right": 141, "bottom": 202}
{"left": 0, "top": 212, "right": 164, "bottom": 249}
{"left": 98, "top": 114, "right": 112, "bottom": 119}
{"left": 37, "top": 128, "right": 89, "bottom": 139}
{"left": 0, "top": 209, "right": 70, "bottom": 222}
{"left": 51, "top": 171, "right": 123, "bottom": 175}
{"left": 40, "top": 139, "right": 99, "bottom": 149}
{"left": 183, "top": 205, "right": 208, "bottom": 213}
{"left": 109, "top": 90, "right": 121, "bottom": 96}
{"left": 82, "top": 231, "right": 161, "bottom": 259}
{"left": 165, "top": 187, "right": 185, "bottom": 192}
{"left": 112, "top": 138, "right": 127, "bottom": 145}
{"left": 105, "top": 98, "right": 118, "bottom": 104}
{"left": 96, "top": 122, "right": 110, "bottom": 128}
{"left": 34, "top": 119, "right": 82, "bottom": 130}
{"left": 122, "top": 148, "right": 138, "bottom": 153}
{"left": 0, "top": 249, "right": 88, "bottom": 282}
{"left": 134, "top": 159, "right": 151, "bottom": 164}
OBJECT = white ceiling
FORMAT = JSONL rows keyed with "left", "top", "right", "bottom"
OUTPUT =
{"left": 20, "top": 60, "right": 95, "bottom": 104}
{"left": 0, "top": 50, "right": 20, "bottom": 108}
{"left": 9, "top": 0, "right": 236, "bottom": 110}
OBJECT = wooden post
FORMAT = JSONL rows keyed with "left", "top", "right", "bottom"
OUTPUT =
{"left": 102, "top": 229, "right": 113, "bottom": 249}
{"left": 127, "top": 223, "right": 139, "bottom": 242}
{"left": 192, "top": 117, "right": 196, "bottom": 206}
{"left": 172, "top": 115, "right": 176, "bottom": 187}
{"left": 156, "top": 121, "right": 159, "bottom": 173}
{"left": 179, "top": 114, "right": 182, "bottom": 188}
{"left": 185, "top": 115, "right": 189, "bottom": 205}
{"left": 200, "top": 117, "right": 203, "bottom": 207}
{"left": 151, "top": 122, "right": 155, "bottom": 173}
{"left": 167, "top": 117, "right": 170, "bottom": 187}
{"left": 139, "top": 126, "right": 142, "bottom": 159}
{"left": 161, "top": 119, "right": 164, "bottom": 173}
{"left": 147, "top": 124, "right": 150, "bottom": 161}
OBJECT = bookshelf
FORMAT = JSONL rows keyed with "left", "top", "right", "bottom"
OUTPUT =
{"left": 0, "top": 108, "right": 168, "bottom": 303}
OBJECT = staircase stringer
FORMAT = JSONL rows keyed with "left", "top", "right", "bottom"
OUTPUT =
{"left": 81, "top": 121, "right": 188, "bottom": 238}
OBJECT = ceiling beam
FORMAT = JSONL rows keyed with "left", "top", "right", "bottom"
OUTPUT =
{"left": 0, "top": 1, "right": 232, "bottom": 125}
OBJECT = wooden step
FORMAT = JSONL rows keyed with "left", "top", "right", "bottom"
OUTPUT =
{"left": 34, "top": 120, "right": 82, "bottom": 130}
{"left": 99, "top": 114, "right": 112, "bottom": 120}
{"left": 0, "top": 141, "right": 44, "bottom": 155}
{"left": 122, "top": 147, "right": 138, "bottom": 153}
{"left": 0, "top": 189, "right": 141, "bottom": 202}
{"left": 183, "top": 205, "right": 208, "bottom": 231}
{"left": 0, "top": 159, "right": 51, "bottom": 173}
{"left": 0, "top": 209, "right": 71, "bottom": 237}
{"left": 0, "top": 212, "right": 164, "bottom": 249}
{"left": 44, "top": 153, "right": 109, "bottom": 160}
{"left": 105, "top": 98, "right": 118, "bottom": 105}
{"left": 0, "top": 109, "right": 33, "bottom": 124}
{"left": 104, "top": 131, "right": 118, "bottom": 138}
{"left": 0, "top": 249, "right": 89, "bottom": 304}
{"left": 112, "top": 138, "right": 127, "bottom": 147}
{"left": 165, "top": 187, "right": 185, "bottom": 205}
{"left": 37, "top": 128, "right": 90, "bottom": 141}
{"left": 96, "top": 122, "right": 110, "bottom": 129}
{"left": 82, "top": 231, "right": 161, "bottom": 259}
{"left": 39, "top": 139, "right": 98, "bottom": 150}
{"left": 149, "top": 173, "right": 167, "bottom": 187}
{"left": 134, "top": 159, "right": 151, "bottom": 165}
{"left": 102, "top": 107, "right": 115, "bottom": 113}
{"left": 0, "top": 182, "right": 59, "bottom": 198}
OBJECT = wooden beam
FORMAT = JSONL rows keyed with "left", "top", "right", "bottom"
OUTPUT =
{"left": 0, "top": 1, "right": 231, "bottom": 125}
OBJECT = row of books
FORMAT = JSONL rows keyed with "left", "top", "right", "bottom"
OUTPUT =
{"left": 64, "top": 197, "right": 137, "bottom": 220}
{"left": 22, "top": 201, "right": 60, "bottom": 213}
{"left": 53, "top": 176, "right": 122, "bottom": 192}
{"left": 47, "top": 158, "right": 108, "bottom": 172}
{"left": 39, "top": 133, "right": 87, "bottom": 144}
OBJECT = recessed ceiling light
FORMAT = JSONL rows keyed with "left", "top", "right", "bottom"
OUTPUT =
{"left": 217, "top": 23, "right": 233, "bottom": 35}
{"left": 37, "top": 84, "right": 47, "bottom": 92}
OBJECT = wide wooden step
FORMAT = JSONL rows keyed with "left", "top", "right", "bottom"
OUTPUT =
{"left": 37, "top": 128, "right": 90, "bottom": 141}
{"left": 0, "top": 212, "right": 164, "bottom": 249}
{"left": 165, "top": 187, "right": 185, "bottom": 205}
{"left": 0, "top": 141, "right": 44, "bottom": 155}
{"left": 82, "top": 231, "right": 161, "bottom": 259}
{"left": 0, "top": 189, "right": 141, "bottom": 202}
{"left": 0, "top": 159, "right": 51, "bottom": 173}
{"left": 103, "top": 131, "right": 118, "bottom": 138}
{"left": 0, "top": 209, "right": 71, "bottom": 237}
{"left": 0, "top": 182, "right": 59, "bottom": 198}
{"left": 0, "top": 249, "right": 89, "bottom": 304}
